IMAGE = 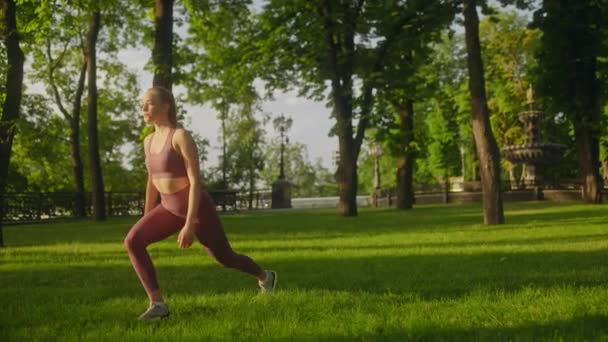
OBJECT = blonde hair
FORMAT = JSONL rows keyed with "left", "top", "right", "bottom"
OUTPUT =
{"left": 146, "top": 86, "right": 178, "bottom": 126}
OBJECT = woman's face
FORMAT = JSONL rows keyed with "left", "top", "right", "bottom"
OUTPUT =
{"left": 142, "top": 91, "right": 168, "bottom": 124}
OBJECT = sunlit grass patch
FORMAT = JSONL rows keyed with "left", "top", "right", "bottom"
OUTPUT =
{"left": 1, "top": 201, "right": 607, "bottom": 341}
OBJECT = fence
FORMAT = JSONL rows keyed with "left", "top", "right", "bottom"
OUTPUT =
{"left": 0, "top": 179, "right": 595, "bottom": 225}
{"left": 0, "top": 192, "right": 144, "bottom": 224}
{"left": 0, "top": 190, "right": 276, "bottom": 225}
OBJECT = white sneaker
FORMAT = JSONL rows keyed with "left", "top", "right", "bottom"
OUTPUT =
{"left": 137, "top": 302, "right": 169, "bottom": 321}
{"left": 258, "top": 270, "right": 277, "bottom": 293}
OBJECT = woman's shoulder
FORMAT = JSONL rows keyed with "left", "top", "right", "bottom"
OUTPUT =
{"left": 143, "top": 133, "right": 153, "bottom": 145}
{"left": 173, "top": 127, "right": 192, "bottom": 139}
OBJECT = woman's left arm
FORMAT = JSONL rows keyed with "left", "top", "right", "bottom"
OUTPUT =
{"left": 175, "top": 129, "right": 200, "bottom": 248}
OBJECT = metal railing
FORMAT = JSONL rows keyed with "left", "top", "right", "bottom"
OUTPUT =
{"left": 0, "top": 180, "right": 592, "bottom": 224}
{"left": 0, "top": 190, "right": 273, "bottom": 225}
{"left": 1, "top": 192, "right": 144, "bottom": 224}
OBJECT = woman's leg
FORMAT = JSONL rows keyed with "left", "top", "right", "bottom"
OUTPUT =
{"left": 195, "top": 192, "right": 264, "bottom": 278}
{"left": 124, "top": 205, "right": 184, "bottom": 302}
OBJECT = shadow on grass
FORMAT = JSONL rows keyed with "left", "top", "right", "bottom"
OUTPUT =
{"left": 10, "top": 229, "right": 606, "bottom": 262}
{"left": 3, "top": 246, "right": 607, "bottom": 341}
{"left": 226, "top": 202, "right": 608, "bottom": 237}
{"left": 5, "top": 202, "right": 608, "bottom": 247}
{"left": 302, "top": 315, "right": 608, "bottom": 341}
{"left": 2, "top": 249, "right": 607, "bottom": 301}
{"left": 267, "top": 251, "right": 608, "bottom": 299}
{"left": 241, "top": 232, "right": 608, "bottom": 253}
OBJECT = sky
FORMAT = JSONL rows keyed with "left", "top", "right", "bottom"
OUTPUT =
{"left": 38, "top": 1, "right": 533, "bottom": 171}
{"left": 119, "top": 43, "right": 337, "bottom": 170}
{"left": 20, "top": 1, "right": 339, "bottom": 173}
{"left": 163, "top": 0, "right": 531, "bottom": 170}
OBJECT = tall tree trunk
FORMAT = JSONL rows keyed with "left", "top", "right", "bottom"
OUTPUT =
{"left": 463, "top": 0, "right": 504, "bottom": 224}
{"left": 571, "top": 5, "right": 601, "bottom": 203}
{"left": 575, "top": 123, "right": 601, "bottom": 203}
{"left": 47, "top": 41, "right": 88, "bottom": 218}
{"left": 85, "top": 10, "right": 105, "bottom": 221}
{"left": 602, "top": 159, "right": 608, "bottom": 186}
{"left": 0, "top": 0, "right": 25, "bottom": 246}
{"left": 321, "top": 1, "right": 403, "bottom": 216}
{"left": 537, "top": 1, "right": 602, "bottom": 203}
{"left": 471, "top": 136, "right": 479, "bottom": 181}
{"left": 221, "top": 109, "right": 227, "bottom": 189}
{"left": 248, "top": 166, "right": 254, "bottom": 210}
{"left": 395, "top": 99, "right": 415, "bottom": 209}
{"left": 219, "top": 109, "right": 227, "bottom": 211}
{"left": 321, "top": 1, "right": 358, "bottom": 217}
{"left": 71, "top": 58, "right": 88, "bottom": 217}
{"left": 336, "top": 135, "right": 358, "bottom": 216}
{"left": 152, "top": 0, "right": 173, "bottom": 90}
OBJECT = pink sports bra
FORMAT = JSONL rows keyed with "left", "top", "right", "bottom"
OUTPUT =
{"left": 145, "top": 128, "right": 188, "bottom": 178}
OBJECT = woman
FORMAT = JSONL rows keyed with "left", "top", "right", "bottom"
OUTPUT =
{"left": 124, "top": 86, "right": 277, "bottom": 321}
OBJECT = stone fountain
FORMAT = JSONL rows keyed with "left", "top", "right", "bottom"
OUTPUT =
{"left": 501, "top": 86, "right": 566, "bottom": 199}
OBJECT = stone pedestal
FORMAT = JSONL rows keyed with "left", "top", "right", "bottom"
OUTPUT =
{"left": 522, "top": 163, "right": 544, "bottom": 200}
{"left": 522, "top": 163, "right": 542, "bottom": 187}
{"left": 271, "top": 178, "right": 292, "bottom": 209}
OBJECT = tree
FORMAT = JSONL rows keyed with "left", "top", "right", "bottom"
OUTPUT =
{"left": 0, "top": 0, "right": 25, "bottom": 246}
{"left": 358, "top": 143, "right": 398, "bottom": 195}
{"left": 534, "top": 1, "right": 606, "bottom": 203}
{"left": 27, "top": 1, "right": 89, "bottom": 217}
{"left": 23, "top": 0, "right": 145, "bottom": 217}
{"left": 370, "top": 95, "right": 418, "bottom": 208}
{"left": 86, "top": 0, "right": 146, "bottom": 219}
{"left": 9, "top": 95, "right": 73, "bottom": 192}
{"left": 224, "top": 104, "right": 266, "bottom": 209}
{"left": 257, "top": 1, "right": 447, "bottom": 216}
{"left": 84, "top": 7, "right": 105, "bottom": 220}
{"left": 463, "top": 0, "right": 504, "bottom": 224}
{"left": 480, "top": 11, "right": 538, "bottom": 189}
{"left": 16, "top": 1, "right": 144, "bottom": 194}
{"left": 426, "top": 97, "right": 462, "bottom": 185}
{"left": 152, "top": 0, "right": 173, "bottom": 89}
{"left": 10, "top": 70, "right": 143, "bottom": 195}
{"left": 364, "top": 0, "right": 455, "bottom": 209}
{"left": 180, "top": 1, "right": 259, "bottom": 189}
{"left": 418, "top": 32, "right": 471, "bottom": 185}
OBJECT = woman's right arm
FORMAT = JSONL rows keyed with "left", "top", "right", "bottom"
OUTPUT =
{"left": 144, "top": 175, "right": 159, "bottom": 214}
{"left": 143, "top": 135, "right": 159, "bottom": 214}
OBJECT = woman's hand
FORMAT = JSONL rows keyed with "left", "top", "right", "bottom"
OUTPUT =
{"left": 177, "top": 223, "right": 196, "bottom": 248}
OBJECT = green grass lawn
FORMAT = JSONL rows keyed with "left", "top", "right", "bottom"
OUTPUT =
{"left": 1, "top": 201, "right": 608, "bottom": 341}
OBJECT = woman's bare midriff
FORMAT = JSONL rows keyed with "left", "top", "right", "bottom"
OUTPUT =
{"left": 152, "top": 176, "right": 190, "bottom": 194}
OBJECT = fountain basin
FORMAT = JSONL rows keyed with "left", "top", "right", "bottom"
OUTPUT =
{"left": 501, "top": 143, "right": 566, "bottom": 164}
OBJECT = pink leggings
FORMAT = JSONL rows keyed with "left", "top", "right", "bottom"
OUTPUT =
{"left": 124, "top": 189, "right": 262, "bottom": 297}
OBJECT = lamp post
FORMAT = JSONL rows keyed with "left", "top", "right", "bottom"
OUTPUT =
{"left": 271, "top": 114, "right": 293, "bottom": 209}
{"left": 274, "top": 114, "right": 292, "bottom": 180}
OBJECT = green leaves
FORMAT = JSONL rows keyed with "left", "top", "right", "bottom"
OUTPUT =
{"left": 480, "top": 11, "right": 539, "bottom": 148}
{"left": 220, "top": 104, "right": 266, "bottom": 191}
{"left": 180, "top": 1, "right": 258, "bottom": 108}
{"left": 9, "top": 0, "right": 147, "bottom": 193}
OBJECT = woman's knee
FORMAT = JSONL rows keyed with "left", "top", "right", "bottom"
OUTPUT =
{"left": 124, "top": 230, "right": 144, "bottom": 251}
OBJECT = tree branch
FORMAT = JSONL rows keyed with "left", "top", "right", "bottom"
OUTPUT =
{"left": 46, "top": 38, "right": 72, "bottom": 121}
{"left": 354, "top": 8, "right": 418, "bottom": 157}
{"left": 320, "top": 0, "right": 347, "bottom": 120}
